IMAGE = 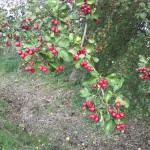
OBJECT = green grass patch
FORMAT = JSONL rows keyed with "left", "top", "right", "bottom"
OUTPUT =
{"left": 0, "top": 99, "right": 54, "bottom": 150}
{"left": 0, "top": 55, "right": 20, "bottom": 74}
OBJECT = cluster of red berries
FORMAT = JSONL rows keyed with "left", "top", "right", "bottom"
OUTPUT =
{"left": 83, "top": 101, "right": 100, "bottom": 122}
{"left": 77, "top": 47, "right": 86, "bottom": 55}
{"left": 20, "top": 24, "right": 30, "bottom": 30}
{"left": 83, "top": 101, "right": 96, "bottom": 112}
{"left": 51, "top": 27, "right": 59, "bottom": 33}
{"left": 25, "top": 66, "right": 35, "bottom": 73}
{"left": 108, "top": 102, "right": 125, "bottom": 119}
{"left": 79, "top": 3, "right": 92, "bottom": 15}
{"left": 25, "top": 48, "right": 34, "bottom": 55}
{"left": 93, "top": 78, "right": 108, "bottom": 89}
{"left": 48, "top": 45, "right": 58, "bottom": 55}
{"left": 80, "top": 60, "right": 92, "bottom": 71}
{"left": 17, "top": 50, "right": 26, "bottom": 58}
{"left": 50, "top": 19, "right": 59, "bottom": 33}
{"left": 115, "top": 123, "right": 125, "bottom": 130}
{"left": 73, "top": 47, "right": 86, "bottom": 61}
{"left": 108, "top": 108, "right": 125, "bottom": 119}
{"left": 6, "top": 40, "right": 11, "bottom": 46}
{"left": 51, "top": 19, "right": 59, "bottom": 26}
{"left": 108, "top": 102, "right": 125, "bottom": 130}
{"left": 89, "top": 114, "right": 100, "bottom": 122}
{"left": 136, "top": 67, "right": 150, "bottom": 80}
{"left": 38, "top": 65, "right": 48, "bottom": 72}
{"left": 55, "top": 65, "right": 64, "bottom": 72}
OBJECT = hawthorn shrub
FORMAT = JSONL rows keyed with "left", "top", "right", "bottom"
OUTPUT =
{"left": 0, "top": 0, "right": 149, "bottom": 134}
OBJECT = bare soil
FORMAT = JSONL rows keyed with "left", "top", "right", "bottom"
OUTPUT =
{"left": 0, "top": 73, "right": 150, "bottom": 150}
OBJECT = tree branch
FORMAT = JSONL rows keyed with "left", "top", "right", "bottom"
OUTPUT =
{"left": 80, "top": 22, "right": 87, "bottom": 47}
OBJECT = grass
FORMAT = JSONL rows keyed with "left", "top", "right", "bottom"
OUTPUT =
{"left": 0, "top": 55, "right": 20, "bottom": 74}
{"left": 0, "top": 99, "right": 55, "bottom": 150}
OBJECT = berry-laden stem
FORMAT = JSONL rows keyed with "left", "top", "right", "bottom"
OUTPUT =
{"left": 81, "top": 22, "right": 87, "bottom": 47}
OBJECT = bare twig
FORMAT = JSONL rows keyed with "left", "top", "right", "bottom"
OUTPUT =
{"left": 80, "top": 22, "right": 87, "bottom": 47}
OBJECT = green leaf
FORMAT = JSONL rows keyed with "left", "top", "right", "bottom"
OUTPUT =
{"left": 22, "top": 43, "right": 33, "bottom": 49}
{"left": 121, "top": 99, "right": 129, "bottom": 108}
{"left": 58, "top": 50, "right": 72, "bottom": 62}
{"left": 104, "top": 91, "right": 112, "bottom": 102}
{"left": 75, "top": 36, "right": 81, "bottom": 43}
{"left": 90, "top": 70, "right": 99, "bottom": 77}
{"left": 44, "top": 33, "right": 51, "bottom": 41}
{"left": 46, "top": 51, "right": 54, "bottom": 59}
{"left": 79, "top": 54, "right": 85, "bottom": 59}
{"left": 88, "top": 38, "right": 95, "bottom": 44}
{"left": 74, "top": 59, "right": 83, "bottom": 69}
{"left": 107, "top": 74, "right": 124, "bottom": 92}
{"left": 58, "top": 38, "right": 70, "bottom": 48}
{"left": 69, "top": 33, "right": 74, "bottom": 42}
{"left": 92, "top": 57, "right": 99, "bottom": 62}
{"left": 86, "top": 45, "right": 93, "bottom": 53}
{"left": 80, "top": 88, "right": 91, "bottom": 98}
{"left": 24, "top": 55, "right": 32, "bottom": 62}
{"left": 104, "top": 120, "right": 114, "bottom": 134}
{"left": 50, "top": 62, "right": 58, "bottom": 69}
{"left": 33, "top": 61, "right": 42, "bottom": 70}
{"left": 140, "top": 12, "right": 147, "bottom": 19}
{"left": 87, "top": 0, "right": 95, "bottom": 4}
{"left": 82, "top": 77, "right": 97, "bottom": 86}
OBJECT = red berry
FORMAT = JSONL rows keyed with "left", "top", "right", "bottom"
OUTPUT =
{"left": 38, "top": 36, "right": 43, "bottom": 42}
{"left": 89, "top": 114, "right": 96, "bottom": 120}
{"left": 52, "top": 49, "right": 57, "bottom": 55}
{"left": 116, "top": 124, "right": 121, "bottom": 130}
{"left": 25, "top": 48, "right": 30, "bottom": 53}
{"left": 88, "top": 106, "right": 95, "bottom": 112}
{"left": 120, "top": 112, "right": 125, "bottom": 118}
{"left": 85, "top": 65, "right": 92, "bottom": 71}
{"left": 54, "top": 20, "right": 58, "bottom": 26}
{"left": 112, "top": 112, "right": 117, "bottom": 117}
{"left": 115, "top": 102, "right": 121, "bottom": 108}
{"left": 86, "top": 101, "right": 93, "bottom": 107}
{"left": 54, "top": 29, "right": 59, "bottom": 33}
{"left": 120, "top": 123, "right": 125, "bottom": 129}
{"left": 94, "top": 116, "right": 100, "bottom": 122}
{"left": 34, "top": 25, "right": 38, "bottom": 30}
{"left": 58, "top": 65, "right": 63, "bottom": 70}
{"left": 48, "top": 45, "right": 54, "bottom": 51}
{"left": 92, "top": 83, "right": 97, "bottom": 88}
{"left": 51, "top": 19, "right": 55, "bottom": 24}
{"left": 43, "top": 67, "right": 48, "bottom": 72}
{"left": 73, "top": 54, "right": 79, "bottom": 61}
{"left": 108, "top": 108, "right": 113, "bottom": 114}
{"left": 15, "top": 41, "right": 21, "bottom": 47}
{"left": 38, "top": 65, "right": 43, "bottom": 71}
{"left": 28, "top": 50, "right": 34, "bottom": 55}
{"left": 34, "top": 47, "right": 40, "bottom": 52}
{"left": 83, "top": 101, "right": 87, "bottom": 107}
{"left": 20, "top": 53, "right": 26, "bottom": 58}
{"left": 17, "top": 50, "right": 23, "bottom": 55}
{"left": 51, "top": 27, "right": 56, "bottom": 32}
{"left": 116, "top": 113, "right": 121, "bottom": 119}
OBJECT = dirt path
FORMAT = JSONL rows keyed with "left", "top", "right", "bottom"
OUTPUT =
{"left": 0, "top": 73, "right": 150, "bottom": 150}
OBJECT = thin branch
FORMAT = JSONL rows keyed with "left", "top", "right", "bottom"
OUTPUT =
{"left": 80, "top": 22, "right": 87, "bottom": 47}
